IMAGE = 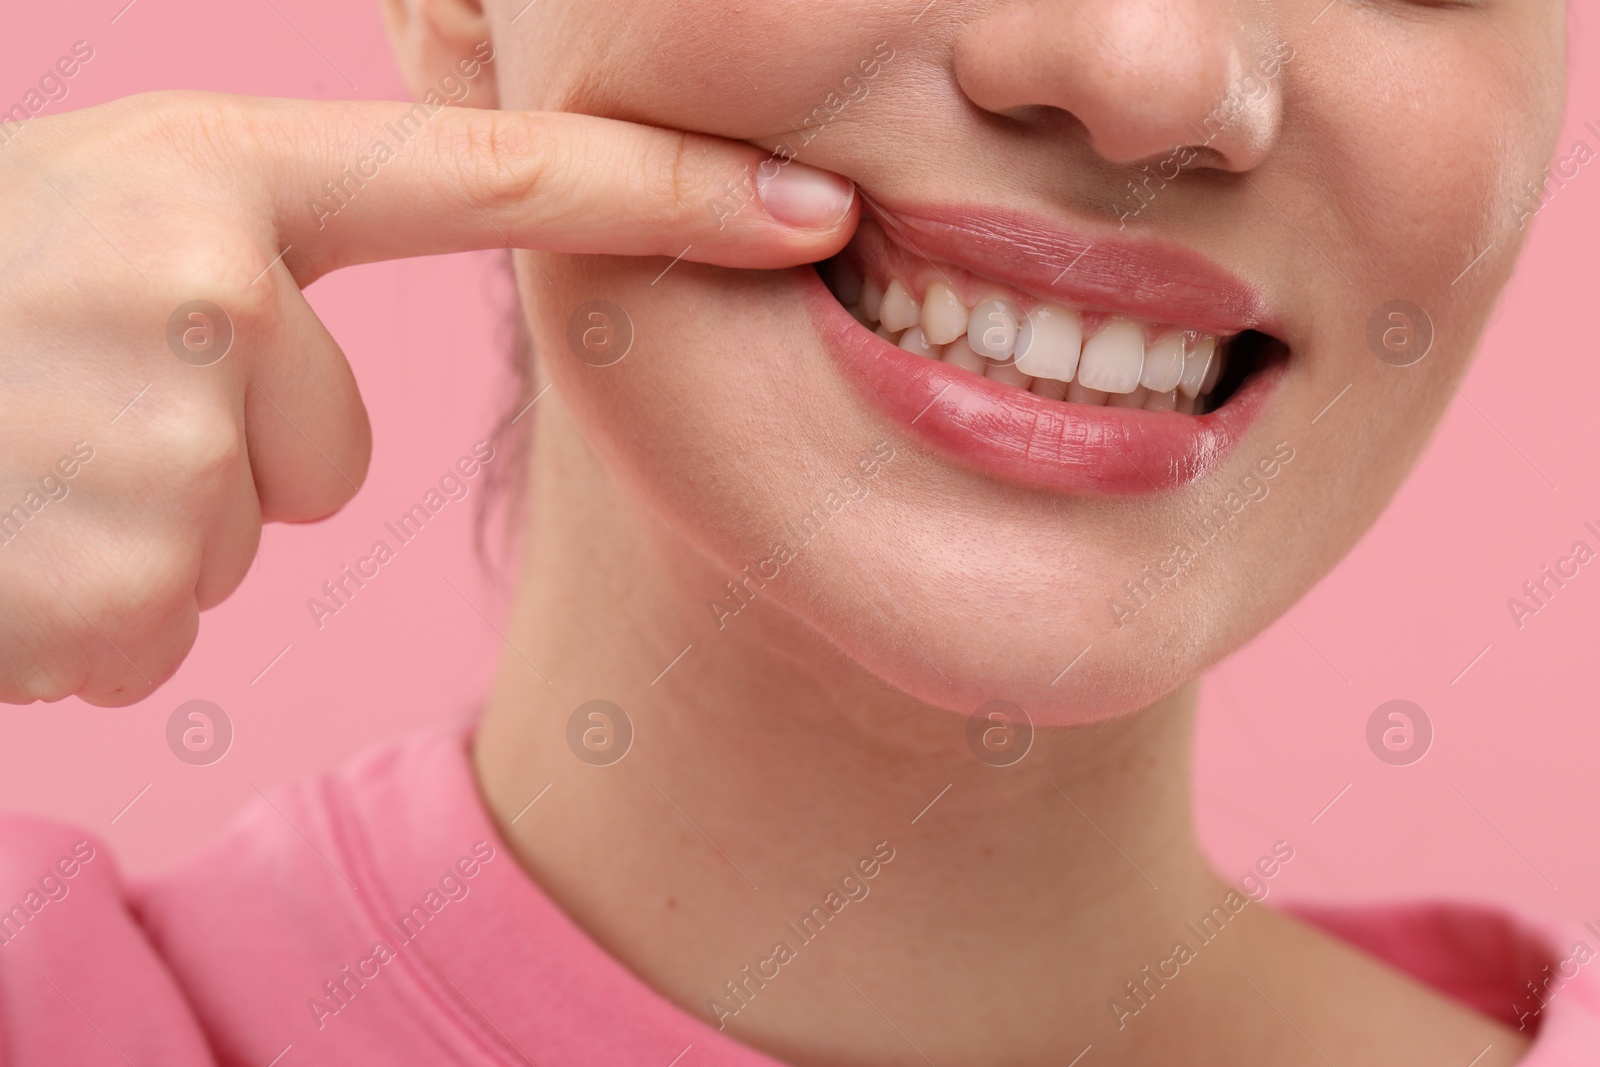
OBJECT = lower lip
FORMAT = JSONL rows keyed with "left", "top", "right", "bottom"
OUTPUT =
{"left": 806, "top": 273, "right": 1282, "bottom": 495}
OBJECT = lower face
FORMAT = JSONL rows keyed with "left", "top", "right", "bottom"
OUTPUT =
{"left": 492, "top": 0, "right": 1563, "bottom": 723}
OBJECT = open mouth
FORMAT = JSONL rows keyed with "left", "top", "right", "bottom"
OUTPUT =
{"left": 817, "top": 216, "right": 1283, "bottom": 418}
{"left": 807, "top": 202, "right": 1287, "bottom": 494}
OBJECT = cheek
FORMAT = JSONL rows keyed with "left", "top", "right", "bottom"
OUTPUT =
{"left": 1302, "top": 14, "right": 1559, "bottom": 343}
{"left": 494, "top": 0, "right": 908, "bottom": 136}
{"left": 1241, "top": 17, "right": 1563, "bottom": 595}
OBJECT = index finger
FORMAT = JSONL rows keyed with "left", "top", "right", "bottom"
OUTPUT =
{"left": 235, "top": 97, "right": 859, "bottom": 281}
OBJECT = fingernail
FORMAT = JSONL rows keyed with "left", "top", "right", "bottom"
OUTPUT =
{"left": 756, "top": 161, "right": 855, "bottom": 229}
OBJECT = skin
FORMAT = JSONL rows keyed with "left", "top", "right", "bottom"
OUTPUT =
{"left": 0, "top": 96, "right": 854, "bottom": 700}
{"left": 0, "top": 0, "right": 1566, "bottom": 1063}
{"left": 449, "top": 0, "right": 1563, "bottom": 1063}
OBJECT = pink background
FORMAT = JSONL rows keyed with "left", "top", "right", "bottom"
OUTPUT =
{"left": 1, "top": 1, "right": 1596, "bottom": 931}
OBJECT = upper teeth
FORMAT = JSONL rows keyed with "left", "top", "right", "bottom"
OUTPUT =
{"left": 827, "top": 260, "right": 1227, "bottom": 414}
{"left": 1016, "top": 305, "right": 1083, "bottom": 384}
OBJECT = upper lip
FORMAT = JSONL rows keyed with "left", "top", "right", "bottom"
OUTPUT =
{"left": 859, "top": 197, "right": 1281, "bottom": 340}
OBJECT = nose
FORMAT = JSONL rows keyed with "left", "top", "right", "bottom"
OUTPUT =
{"left": 953, "top": 0, "right": 1285, "bottom": 173}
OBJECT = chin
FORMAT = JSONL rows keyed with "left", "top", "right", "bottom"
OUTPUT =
{"left": 522, "top": 224, "right": 1313, "bottom": 727}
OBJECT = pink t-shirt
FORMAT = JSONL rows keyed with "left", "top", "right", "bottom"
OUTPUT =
{"left": 0, "top": 720, "right": 1595, "bottom": 1065}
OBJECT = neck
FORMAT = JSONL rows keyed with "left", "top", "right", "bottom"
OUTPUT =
{"left": 474, "top": 401, "right": 1234, "bottom": 1064}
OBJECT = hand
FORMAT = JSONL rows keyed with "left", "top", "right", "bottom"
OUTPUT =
{"left": 0, "top": 90, "right": 858, "bottom": 706}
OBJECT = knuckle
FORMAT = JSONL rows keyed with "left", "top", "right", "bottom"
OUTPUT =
{"left": 88, "top": 595, "right": 196, "bottom": 707}
{"left": 162, "top": 234, "right": 280, "bottom": 335}
{"left": 120, "top": 90, "right": 252, "bottom": 173}
{"left": 152, "top": 399, "right": 244, "bottom": 488}
{"left": 82, "top": 556, "right": 194, "bottom": 653}
{"left": 642, "top": 129, "right": 699, "bottom": 219}
{"left": 4, "top": 608, "right": 89, "bottom": 705}
{"left": 2, "top": 554, "right": 195, "bottom": 706}
{"left": 448, "top": 110, "right": 553, "bottom": 215}
{"left": 12, "top": 661, "right": 79, "bottom": 705}
{"left": 1, "top": 592, "right": 86, "bottom": 704}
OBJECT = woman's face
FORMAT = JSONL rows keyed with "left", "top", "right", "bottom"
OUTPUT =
{"left": 487, "top": 0, "right": 1564, "bottom": 723}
